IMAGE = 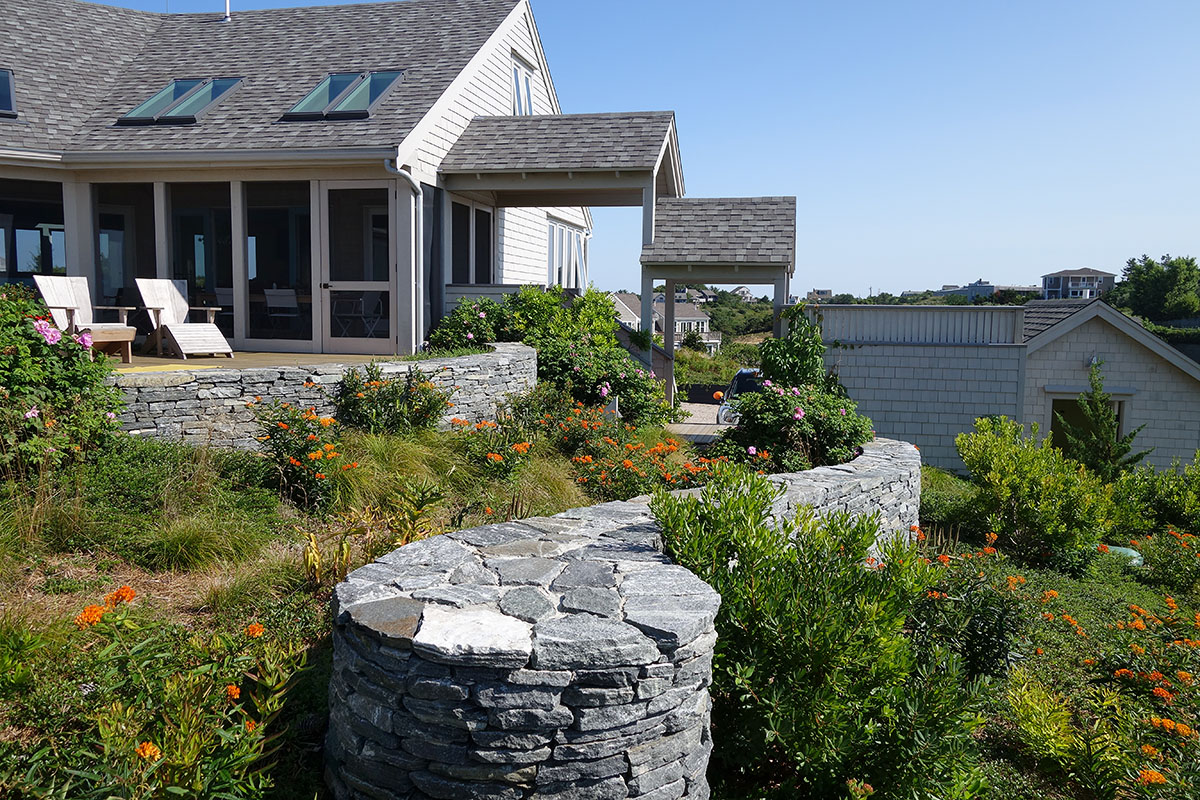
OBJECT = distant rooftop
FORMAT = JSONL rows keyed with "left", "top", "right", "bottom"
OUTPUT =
{"left": 1042, "top": 267, "right": 1116, "bottom": 278}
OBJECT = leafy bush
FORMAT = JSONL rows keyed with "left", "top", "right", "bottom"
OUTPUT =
{"left": 250, "top": 400, "right": 358, "bottom": 509}
{"left": 332, "top": 363, "right": 454, "bottom": 434}
{"left": 9, "top": 587, "right": 305, "bottom": 800}
{"left": 0, "top": 285, "right": 123, "bottom": 477}
{"left": 427, "top": 298, "right": 508, "bottom": 351}
{"left": 956, "top": 417, "right": 1114, "bottom": 574}
{"left": 909, "top": 533, "right": 1024, "bottom": 679}
{"left": 1113, "top": 458, "right": 1200, "bottom": 540}
{"left": 1131, "top": 530, "right": 1200, "bottom": 596}
{"left": 673, "top": 347, "right": 749, "bottom": 388}
{"left": 537, "top": 338, "right": 675, "bottom": 427}
{"left": 758, "top": 305, "right": 826, "bottom": 387}
{"left": 719, "top": 340, "right": 761, "bottom": 367}
{"left": 450, "top": 418, "right": 534, "bottom": 482}
{"left": 652, "top": 467, "right": 988, "bottom": 798}
{"left": 502, "top": 285, "right": 618, "bottom": 347}
{"left": 708, "top": 380, "right": 873, "bottom": 472}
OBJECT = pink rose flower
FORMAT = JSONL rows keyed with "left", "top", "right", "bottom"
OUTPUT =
{"left": 33, "top": 319, "right": 62, "bottom": 345}
{"left": 24, "top": 406, "right": 39, "bottom": 419}
{"left": 76, "top": 332, "right": 93, "bottom": 349}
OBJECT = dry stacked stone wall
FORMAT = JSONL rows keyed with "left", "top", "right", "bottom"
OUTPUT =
{"left": 113, "top": 343, "right": 536, "bottom": 448}
{"left": 326, "top": 438, "right": 920, "bottom": 800}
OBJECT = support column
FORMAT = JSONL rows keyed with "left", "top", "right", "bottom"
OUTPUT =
{"left": 153, "top": 182, "right": 170, "bottom": 279}
{"left": 229, "top": 181, "right": 247, "bottom": 344}
{"left": 773, "top": 276, "right": 788, "bottom": 338}
{"left": 640, "top": 178, "right": 656, "bottom": 359}
{"left": 61, "top": 180, "right": 95, "bottom": 288}
{"left": 664, "top": 279, "right": 676, "bottom": 405}
{"left": 395, "top": 180, "right": 417, "bottom": 355}
{"left": 309, "top": 180, "right": 323, "bottom": 353}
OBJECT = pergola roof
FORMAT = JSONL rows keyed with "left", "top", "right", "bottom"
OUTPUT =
{"left": 438, "top": 112, "right": 684, "bottom": 206}
{"left": 641, "top": 197, "right": 796, "bottom": 271}
{"left": 441, "top": 111, "right": 677, "bottom": 173}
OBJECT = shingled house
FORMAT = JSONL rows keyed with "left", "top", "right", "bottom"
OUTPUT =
{"left": 812, "top": 299, "right": 1200, "bottom": 470}
{"left": 2, "top": 0, "right": 792, "bottom": 359}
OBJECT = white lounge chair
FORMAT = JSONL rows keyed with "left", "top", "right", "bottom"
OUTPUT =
{"left": 134, "top": 278, "right": 233, "bottom": 359}
{"left": 33, "top": 275, "right": 137, "bottom": 364}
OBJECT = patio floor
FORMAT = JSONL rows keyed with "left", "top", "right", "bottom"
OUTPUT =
{"left": 115, "top": 351, "right": 387, "bottom": 373}
{"left": 667, "top": 402, "right": 730, "bottom": 446}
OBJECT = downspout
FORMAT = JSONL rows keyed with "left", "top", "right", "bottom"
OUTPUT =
{"left": 384, "top": 152, "right": 424, "bottom": 351}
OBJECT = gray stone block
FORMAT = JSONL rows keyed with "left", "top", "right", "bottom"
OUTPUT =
{"left": 532, "top": 615, "right": 659, "bottom": 670}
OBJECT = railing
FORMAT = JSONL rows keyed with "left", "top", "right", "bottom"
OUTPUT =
{"left": 808, "top": 305, "right": 1025, "bottom": 345}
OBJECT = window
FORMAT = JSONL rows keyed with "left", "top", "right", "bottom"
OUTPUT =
{"left": 284, "top": 71, "right": 402, "bottom": 120}
{"left": 0, "top": 69, "right": 15, "bottom": 118}
{"left": 547, "top": 219, "right": 587, "bottom": 288}
{"left": 450, "top": 200, "right": 493, "bottom": 284}
{"left": 119, "top": 78, "right": 241, "bottom": 125}
{"left": 511, "top": 56, "right": 535, "bottom": 115}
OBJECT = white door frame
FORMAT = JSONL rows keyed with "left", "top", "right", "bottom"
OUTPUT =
{"left": 318, "top": 180, "right": 398, "bottom": 355}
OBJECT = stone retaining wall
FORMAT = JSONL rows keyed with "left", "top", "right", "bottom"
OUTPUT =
{"left": 325, "top": 438, "right": 920, "bottom": 800}
{"left": 114, "top": 343, "right": 536, "bottom": 448}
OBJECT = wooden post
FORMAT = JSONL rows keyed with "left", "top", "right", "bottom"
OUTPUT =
{"left": 153, "top": 182, "right": 170, "bottom": 280}
{"left": 664, "top": 280, "right": 676, "bottom": 405}
{"left": 229, "top": 181, "right": 247, "bottom": 344}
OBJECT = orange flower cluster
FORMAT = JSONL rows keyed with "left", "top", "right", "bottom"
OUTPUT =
{"left": 926, "top": 590, "right": 947, "bottom": 600}
{"left": 226, "top": 684, "right": 241, "bottom": 701}
{"left": 486, "top": 452, "right": 504, "bottom": 463}
{"left": 105, "top": 584, "right": 136, "bottom": 607}
{"left": 1041, "top": 590, "right": 1059, "bottom": 603}
{"left": 135, "top": 741, "right": 161, "bottom": 761}
{"left": 74, "top": 604, "right": 107, "bottom": 629}
{"left": 245, "top": 623, "right": 264, "bottom": 638}
{"left": 511, "top": 441, "right": 531, "bottom": 455}
{"left": 1149, "top": 716, "right": 1194, "bottom": 737}
{"left": 1098, "top": 543, "right": 1110, "bottom": 553}
{"left": 936, "top": 554, "right": 951, "bottom": 566}
{"left": 1137, "top": 768, "right": 1167, "bottom": 786}
{"left": 1006, "top": 575, "right": 1026, "bottom": 591}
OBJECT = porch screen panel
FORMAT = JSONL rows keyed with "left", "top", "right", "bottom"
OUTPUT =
{"left": 328, "top": 187, "right": 390, "bottom": 340}
{"left": 246, "top": 182, "right": 312, "bottom": 340}
{"left": 451, "top": 202, "right": 470, "bottom": 284}
{"left": 170, "top": 182, "right": 233, "bottom": 336}
{"left": 0, "top": 178, "right": 65, "bottom": 286}
{"left": 422, "top": 184, "right": 443, "bottom": 330}
{"left": 96, "top": 183, "right": 155, "bottom": 312}
{"left": 474, "top": 208, "right": 492, "bottom": 284}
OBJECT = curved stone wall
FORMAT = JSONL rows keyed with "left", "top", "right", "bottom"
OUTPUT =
{"left": 115, "top": 343, "right": 536, "bottom": 448}
{"left": 325, "top": 437, "right": 920, "bottom": 799}
{"left": 326, "top": 500, "right": 719, "bottom": 800}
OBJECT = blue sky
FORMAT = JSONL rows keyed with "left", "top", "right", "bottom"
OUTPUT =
{"left": 106, "top": 0, "right": 1200, "bottom": 295}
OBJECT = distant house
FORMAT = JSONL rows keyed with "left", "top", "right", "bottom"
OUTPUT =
{"left": 1043, "top": 268, "right": 1116, "bottom": 299}
{"left": 807, "top": 288, "right": 833, "bottom": 303}
{"left": 813, "top": 299, "right": 1200, "bottom": 470}
{"left": 610, "top": 292, "right": 643, "bottom": 328}
{"left": 653, "top": 301, "right": 721, "bottom": 353}
{"left": 731, "top": 285, "right": 755, "bottom": 302}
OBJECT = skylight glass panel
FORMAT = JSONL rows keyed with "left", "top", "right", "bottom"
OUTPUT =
{"left": 283, "top": 71, "right": 402, "bottom": 121}
{"left": 288, "top": 73, "right": 362, "bottom": 116}
{"left": 118, "top": 78, "right": 241, "bottom": 125}
{"left": 122, "top": 79, "right": 204, "bottom": 121}
{"left": 329, "top": 71, "right": 402, "bottom": 115}
{"left": 0, "top": 69, "right": 15, "bottom": 117}
{"left": 161, "top": 78, "right": 240, "bottom": 120}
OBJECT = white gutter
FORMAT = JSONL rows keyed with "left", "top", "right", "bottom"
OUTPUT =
{"left": 384, "top": 150, "right": 425, "bottom": 349}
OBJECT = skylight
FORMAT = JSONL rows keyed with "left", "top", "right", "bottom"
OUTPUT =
{"left": 283, "top": 71, "right": 402, "bottom": 120}
{"left": 118, "top": 78, "right": 242, "bottom": 125}
{"left": 0, "top": 69, "right": 16, "bottom": 118}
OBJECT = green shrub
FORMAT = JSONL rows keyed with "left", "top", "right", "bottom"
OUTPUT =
{"left": 427, "top": 298, "right": 508, "bottom": 351}
{"left": 1113, "top": 457, "right": 1200, "bottom": 539}
{"left": 719, "top": 340, "right": 761, "bottom": 367}
{"left": 332, "top": 363, "right": 454, "bottom": 434}
{"left": 758, "top": 305, "right": 826, "bottom": 387}
{"left": 1131, "top": 529, "right": 1200, "bottom": 596}
{"left": 449, "top": 418, "right": 534, "bottom": 482}
{"left": 920, "top": 466, "right": 983, "bottom": 533}
{"left": 536, "top": 338, "right": 675, "bottom": 428}
{"left": 0, "top": 285, "right": 123, "bottom": 477}
{"left": 708, "top": 380, "right": 873, "bottom": 472}
{"left": 956, "top": 417, "right": 1114, "bottom": 574}
{"left": 502, "top": 285, "right": 618, "bottom": 347}
{"left": 250, "top": 400, "right": 356, "bottom": 509}
{"left": 652, "top": 466, "right": 988, "bottom": 798}
{"left": 673, "top": 347, "right": 748, "bottom": 388}
{"left": 1054, "top": 363, "right": 1151, "bottom": 483}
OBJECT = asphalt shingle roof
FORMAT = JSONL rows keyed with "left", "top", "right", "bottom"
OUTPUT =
{"left": 440, "top": 112, "right": 675, "bottom": 172}
{"left": 1022, "top": 298, "right": 1096, "bottom": 341}
{"left": 2, "top": 0, "right": 518, "bottom": 154}
{"left": 641, "top": 197, "right": 796, "bottom": 267}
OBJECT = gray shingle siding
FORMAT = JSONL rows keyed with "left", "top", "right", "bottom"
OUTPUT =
{"left": 641, "top": 196, "right": 796, "bottom": 266}
{"left": 440, "top": 111, "right": 675, "bottom": 172}
{"left": 2, "top": 0, "right": 518, "bottom": 154}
